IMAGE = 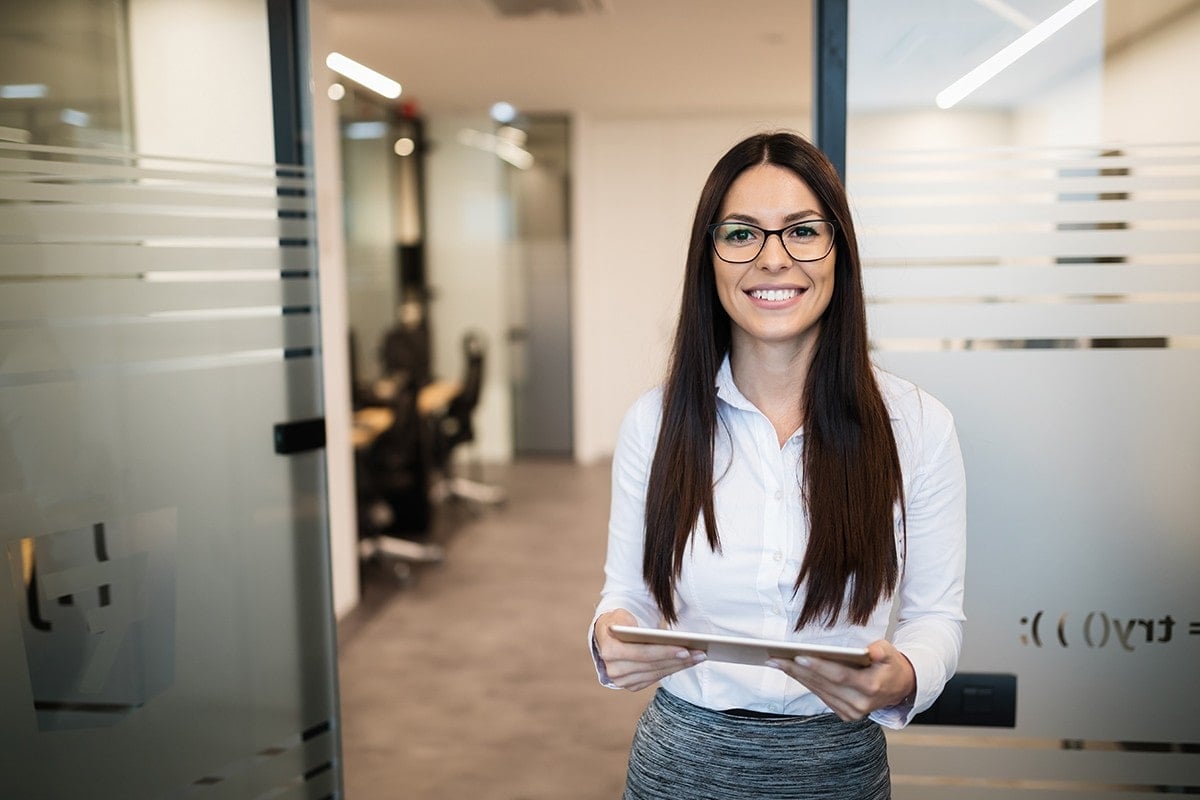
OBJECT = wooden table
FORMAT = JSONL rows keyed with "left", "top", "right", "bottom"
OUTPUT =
{"left": 351, "top": 379, "right": 460, "bottom": 449}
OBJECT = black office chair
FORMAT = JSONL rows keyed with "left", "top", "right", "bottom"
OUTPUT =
{"left": 356, "top": 370, "right": 444, "bottom": 577}
{"left": 430, "top": 331, "right": 506, "bottom": 506}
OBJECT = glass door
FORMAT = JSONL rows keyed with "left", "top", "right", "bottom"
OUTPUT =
{"left": 1, "top": 1, "right": 341, "bottom": 796}
{"left": 843, "top": 0, "right": 1200, "bottom": 795}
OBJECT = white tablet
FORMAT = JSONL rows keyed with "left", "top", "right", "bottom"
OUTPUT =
{"left": 609, "top": 625, "right": 872, "bottom": 668}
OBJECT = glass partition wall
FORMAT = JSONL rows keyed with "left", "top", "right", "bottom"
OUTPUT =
{"left": 845, "top": 1, "right": 1200, "bottom": 795}
{"left": 1, "top": 1, "right": 342, "bottom": 796}
{"left": 339, "top": 87, "right": 426, "bottom": 393}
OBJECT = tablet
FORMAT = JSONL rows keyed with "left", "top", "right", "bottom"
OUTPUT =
{"left": 609, "top": 625, "right": 872, "bottom": 668}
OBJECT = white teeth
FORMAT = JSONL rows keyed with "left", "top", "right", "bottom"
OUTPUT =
{"left": 750, "top": 288, "right": 800, "bottom": 301}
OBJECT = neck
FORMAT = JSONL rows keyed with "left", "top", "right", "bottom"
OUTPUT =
{"left": 729, "top": 334, "right": 816, "bottom": 444}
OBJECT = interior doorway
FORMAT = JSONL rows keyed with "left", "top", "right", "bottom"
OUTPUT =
{"left": 504, "top": 115, "right": 573, "bottom": 457}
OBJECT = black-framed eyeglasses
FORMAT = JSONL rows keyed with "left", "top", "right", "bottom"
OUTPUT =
{"left": 708, "top": 219, "right": 836, "bottom": 264}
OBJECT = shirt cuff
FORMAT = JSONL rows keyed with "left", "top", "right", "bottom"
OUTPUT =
{"left": 871, "top": 642, "right": 948, "bottom": 729}
{"left": 588, "top": 604, "right": 655, "bottom": 689}
{"left": 869, "top": 694, "right": 916, "bottom": 730}
{"left": 590, "top": 628, "right": 621, "bottom": 689}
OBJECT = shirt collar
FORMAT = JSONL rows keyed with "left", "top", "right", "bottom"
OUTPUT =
{"left": 714, "top": 353, "right": 758, "bottom": 413}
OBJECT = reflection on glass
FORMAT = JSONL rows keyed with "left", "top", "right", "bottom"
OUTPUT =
{"left": 848, "top": 2, "right": 1200, "bottom": 794}
{"left": 0, "top": 0, "right": 130, "bottom": 149}
{"left": 341, "top": 86, "right": 427, "bottom": 390}
{"left": 1, "top": 0, "right": 341, "bottom": 796}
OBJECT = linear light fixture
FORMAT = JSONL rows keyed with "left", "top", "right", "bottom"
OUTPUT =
{"left": 325, "top": 52, "right": 401, "bottom": 100}
{"left": 344, "top": 121, "right": 389, "bottom": 140}
{"left": 936, "top": 0, "right": 1100, "bottom": 109}
{"left": 971, "top": 0, "right": 1036, "bottom": 31}
{"left": 0, "top": 83, "right": 48, "bottom": 99}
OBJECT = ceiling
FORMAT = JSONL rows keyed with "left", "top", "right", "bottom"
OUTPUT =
{"left": 323, "top": 0, "right": 814, "bottom": 118}
{"left": 322, "top": 0, "right": 1200, "bottom": 119}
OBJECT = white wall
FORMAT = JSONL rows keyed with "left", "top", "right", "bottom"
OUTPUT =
{"left": 128, "top": 0, "right": 274, "bottom": 161}
{"left": 847, "top": 109, "right": 1014, "bottom": 153}
{"left": 1102, "top": 5, "right": 1200, "bottom": 143}
{"left": 571, "top": 113, "right": 808, "bottom": 463}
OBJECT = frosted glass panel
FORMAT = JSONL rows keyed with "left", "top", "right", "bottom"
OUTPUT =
{"left": 0, "top": 143, "right": 338, "bottom": 796}
{"left": 848, "top": 0, "right": 1200, "bottom": 794}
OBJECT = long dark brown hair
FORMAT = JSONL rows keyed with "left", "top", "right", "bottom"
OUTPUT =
{"left": 643, "top": 131, "right": 905, "bottom": 629}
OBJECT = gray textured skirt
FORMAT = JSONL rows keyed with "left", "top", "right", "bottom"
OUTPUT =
{"left": 623, "top": 688, "right": 890, "bottom": 800}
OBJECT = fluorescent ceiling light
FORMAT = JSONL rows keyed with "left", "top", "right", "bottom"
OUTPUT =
{"left": 326, "top": 52, "right": 401, "bottom": 99}
{"left": 344, "top": 121, "right": 389, "bottom": 140}
{"left": 60, "top": 108, "right": 90, "bottom": 127}
{"left": 936, "top": 0, "right": 1100, "bottom": 109}
{"left": 1, "top": 83, "right": 48, "bottom": 99}
{"left": 971, "top": 0, "right": 1036, "bottom": 30}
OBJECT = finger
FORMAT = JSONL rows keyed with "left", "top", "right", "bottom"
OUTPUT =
{"left": 609, "top": 655, "right": 705, "bottom": 689}
{"left": 768, "top": 658, "right": 872, "bottom": 719}
{"left": 601, "top": 648, "right": 702, "bottom": 676}
{"left": 606, "top": 650, "right": 706, "bottom": 680}
{"left": 768, "top": 656, "right": 848, "bottom": 689}
{"left": 626, "top": 651, "right": 707, "bottom": 675}
{"left": 596, "top": 635, "right": 700, "bottom": 662}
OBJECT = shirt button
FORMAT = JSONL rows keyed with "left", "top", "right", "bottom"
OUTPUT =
{"left": 772, "top": 604, "right": 783, "bottom": 615}
{"left": 773, "top": 551, "right": 783, "bottom": 562}
{"left": 774, "top": 490, "right": 783, "bottom": 501}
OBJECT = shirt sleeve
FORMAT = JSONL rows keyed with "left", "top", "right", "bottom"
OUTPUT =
{"left": 872, "top": 401, "right": 967, "bottom": 729}
{"left": 588, "top": 391, "right": 665, "bottom": 687}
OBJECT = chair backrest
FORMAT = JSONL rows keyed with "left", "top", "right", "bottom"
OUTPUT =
{"left": 379, "top": 321, "right": 431, "bottom": 388}
{"left": 439, "top": 331, "right": 486, "bottom": 451}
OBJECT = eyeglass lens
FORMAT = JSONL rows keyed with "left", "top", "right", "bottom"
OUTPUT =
{"left": 711, "top": 221, "right": 834, "bottom": 263}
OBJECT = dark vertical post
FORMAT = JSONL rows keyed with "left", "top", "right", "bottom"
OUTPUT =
{"left": 814, "top": 0, "right": 849, "bottom": 181}
{"left": 266, "top": 0, "right": 305, "bottom": 166}
{"left": 263, "top": 3, "right": 344, "bottom": 797}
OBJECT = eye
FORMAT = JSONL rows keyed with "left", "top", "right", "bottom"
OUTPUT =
{"left": 786, "top": 222, "right": 821, "bottom": 240}
{"left": 716, "top": 223, "right": 761, "bottom": 246}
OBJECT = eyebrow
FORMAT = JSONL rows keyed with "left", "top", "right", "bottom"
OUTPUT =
{"left": 722, "top": 210, "right": 826, "bottom": 224}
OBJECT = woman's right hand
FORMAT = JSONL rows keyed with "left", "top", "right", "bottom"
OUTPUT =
{"left": 593, "top": 609, "right": 707, "bottom": 691}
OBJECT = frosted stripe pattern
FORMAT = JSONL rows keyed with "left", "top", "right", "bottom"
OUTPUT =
{"left": 853, "top": 143, "right": 1200, "bottom": 350}
{"left": 853, "top": 140, "right": 1200, "bottom": 797}
{"left": 0, "top": 143, "right": 335, "bottom": 797}
{"left": 0, "top": 143, "right": 320, "bottom": 384}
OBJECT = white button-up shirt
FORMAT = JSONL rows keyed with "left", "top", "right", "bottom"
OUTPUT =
{"left": 591, "top": 356, "right": 967, "bottom": 729}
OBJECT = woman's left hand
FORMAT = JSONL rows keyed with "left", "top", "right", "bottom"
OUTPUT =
{"left": 767, "top": 640, "right": 916, "bottom": 722}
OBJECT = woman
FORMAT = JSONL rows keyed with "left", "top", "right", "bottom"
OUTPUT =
{"left": 590, "top": 131, "right": 966, "bottom": 799}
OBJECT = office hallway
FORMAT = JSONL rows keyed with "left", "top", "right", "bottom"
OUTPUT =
{"left": 336, "top": 459, "right": 650, "bottom": 799}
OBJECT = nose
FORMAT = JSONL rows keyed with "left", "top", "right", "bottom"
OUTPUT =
{"left": 757, "top": 231, "right": 792, "bottom": 271}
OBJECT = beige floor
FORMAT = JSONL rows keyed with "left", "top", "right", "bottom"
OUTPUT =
{"left": 337, "top": 459, "right": 651, "bottom": 799}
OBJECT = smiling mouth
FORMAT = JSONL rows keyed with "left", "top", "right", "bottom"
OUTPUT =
{"left": 748, "top": 288, "right": 803, "bottom": 301}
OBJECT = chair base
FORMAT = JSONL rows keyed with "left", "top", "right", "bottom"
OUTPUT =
{"left": 431, "top": 475, "right": 507, "bottom": 506}
{"left": 359, "top": 535, "right": 445, "bottom": 563}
